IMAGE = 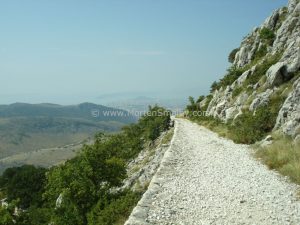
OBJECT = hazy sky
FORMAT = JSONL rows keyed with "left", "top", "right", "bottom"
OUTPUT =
{"left": 0, "top": 0, "right": 286, "bottom": 104}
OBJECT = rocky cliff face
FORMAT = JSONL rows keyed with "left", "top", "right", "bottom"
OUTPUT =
{"left": 203, "top": 0, "right": 300, "bottom": 141}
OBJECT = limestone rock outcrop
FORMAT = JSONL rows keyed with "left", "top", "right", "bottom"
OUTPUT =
{"left": 201, "top": 0, "right": 300, "bottom": 140}
{"left": 275, "top": 78, "right": 300, "bottom": 138}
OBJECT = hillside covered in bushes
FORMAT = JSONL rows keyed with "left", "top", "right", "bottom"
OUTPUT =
{"left": 0, "top": 106, "right": 171, "bottom": 225}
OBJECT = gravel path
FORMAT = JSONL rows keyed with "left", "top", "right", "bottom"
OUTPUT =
{"left": 125, "top": 118, "right": 300, "bottom": 225}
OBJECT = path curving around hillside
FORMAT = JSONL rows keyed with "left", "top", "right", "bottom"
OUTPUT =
{"left": 125, "top": 118, "right": 300, "bottom": 225}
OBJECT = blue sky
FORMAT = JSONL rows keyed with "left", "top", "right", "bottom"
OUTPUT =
{"left": 0, "top": 0, "right": 286, "bottom": 104}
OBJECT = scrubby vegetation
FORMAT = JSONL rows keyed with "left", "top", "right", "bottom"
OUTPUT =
{"left": 245, "top": 52, "right": 283, "bottom": 86}
{"left": 255, "top": 137, "right": 300, "bottom": 185}
{"left": 252, "top": 44, "right": 268, "bottom": 62}
{"left": 259, "top": 27, "right": 276, "bottom": 45}
{"left": 186, "top": 92, "right": 284, "bottom": 145}
{"left": 0, "top": 165, "right": 47, "bottom": 209}
{"left": 228, "top": 106, "right": 279, "bottom": 144}
{"left": 187, "top": 94, "right": 300, "bottom": 189}
{"left": 0, "top": 106, "right": 171, "bottom": 225}
{"left": 188, "top": 44, "right": 287, "bottom": 145}
{"left": 232, "top": 86, "right": 244, "bottom": 98}
{"left": 210, "top": 66, "right": 246, "bottom": 92}
{"left": 228, "top": 48, "right": 239, "bottom": 63}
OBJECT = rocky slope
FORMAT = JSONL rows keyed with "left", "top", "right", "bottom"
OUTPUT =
{"left": 202, "top": 0, "right": 300, "bottom": 141}
{"left": 122, "top": 128, "right": 174, "bottom": 192}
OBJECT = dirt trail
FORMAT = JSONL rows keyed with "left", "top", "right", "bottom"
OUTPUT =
{"left": 126, "top": 118, "right": 300, "bottom": 225}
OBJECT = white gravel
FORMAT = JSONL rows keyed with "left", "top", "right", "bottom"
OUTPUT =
{"left": 125, "top": 118, "right": 300, "bottom": 225}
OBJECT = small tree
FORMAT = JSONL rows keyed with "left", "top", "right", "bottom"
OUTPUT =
{"left": 210, "top": 81, "right": 219, "bottom": 93}
{"left": 186, "top": 96, "right": 198, "bottom": 112}
{"left": 228, "top": 48, "right": 239, "bottom": 63}
{"left": 196, "top": 95, "right": 205, "bottom": 104}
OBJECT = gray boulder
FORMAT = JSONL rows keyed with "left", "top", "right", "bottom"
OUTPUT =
{"left": 262, "top": 9, "right": 280, "bottom": 30}
{"left": 275, "top": 78, "right": 300, "bottom": 137}
{"left": 259, "top": 135, "right": 273, "bottom": 147}
{"left": 55, "top": 193, "right": 63, "bottom": 209}
{"left": 249, "top": 89, "right": 273, "bottom": 111}
{"left": 225, "top": 107, "right": 239, "bottom": 121}
{"left": 266, "top": 62, "right": 289, "bottom": 87}
{"left": 288, "top": 0, "right": 299, "bottom": 13}
{"left": 287, "top": 48, "right": 300, "bottom": 73}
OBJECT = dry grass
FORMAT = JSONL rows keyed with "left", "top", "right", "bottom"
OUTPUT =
{"left": 161, "top": 128, "right": 175, "bottom": 145}
{"left": 255, "top": 137, "right": 300, "bottom": 185}
{"left": 201, "top": 121, "right": 229, "bottom": 138}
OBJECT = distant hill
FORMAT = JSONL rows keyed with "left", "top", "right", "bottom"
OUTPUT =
{"left": 0, "top": 102, "right": 136, "bottom": 123}
{"left": 0, "top": 103, "right": 137, "bottom": 160}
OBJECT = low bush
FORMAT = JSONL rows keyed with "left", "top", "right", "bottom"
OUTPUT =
{"left": 229, "top": 95, "right": 284, "bottom": 144}
{"left": 260, "top": 27, "right": 276, "bottom": 45}
{"left": 87, "top": 191, "right": 141, "bottom": 225}
{"left": 186, "top": 95, "right": 213, "bottom": 114}
{"left": 189, "top": 104, "right": 281, "bottom": 145}
{"left": 210, "top": 66, "right": 247, "bottom": 92}
{"left": 229, "top": 107, "right": 275, "bottom": 144}
{"left": 228, "top": 48, "right": 239, "bottom": 63}
{"left": 232, "top": 86, "right": 244, "bottom": 98}
{"left": 202, "top": 95, "right": 213, "bottom": 112}
{"left": 210, "top": 81, "right": 219, "bottom": 93}
{"left": 186, "top": 96, "right": 198, "bottom": 112}
{"left": 0, "top": 165, "right": 47, "bottom": 209}
{"left": 245, "top": 52, "right": 282, "bottom": 85}
{"left": 140, "top": 106, "right": 171, "bottom": 141}
{"left": 253, "top": 44, "right": 268, "bottom": 62}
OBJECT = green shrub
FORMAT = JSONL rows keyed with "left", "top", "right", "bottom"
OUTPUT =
{"left": 232, "top": 86, "right": 244, "bottom": 98}
{"left": 187, "top": 99, "right": 278, "bottom": 144}
{"left": 196, "top": 95, "right": 205, "bottom": 104}
{"left": 253, "top": 44, "right": 268, "bottom": 62}
{"left": 220, "top": 66, "right": 246, "bottom": 87}
{"left": 0, "top": 165, "right": 47, "bottom": 209}
{"left": 229, "top": 106, "right": 278, "bottom": 144}
{"left": 246, "top": 52, "right": 282, "bottom": 85}
{"left": 202, "top": 95, "right": 213, "bottom": 112}
{"left": 275, "top": 7, "right": 288, "bottom": 30}
{"left": 139, "top": 106, "right": 171, "bottom": 141}
{"left": 268, "top": 93, "right": 286, "bottom": 115}
{"left": 0, "top": 106, "right": 171, "bottom": 225}
{"left": 87, "top": 191, "right": 141, "bottom": 225}
{"left": 0, "top": 205, "right": 14, "bottom": 225}
{"left": 211, "top": 66, "right": 247, "bottom": 92}
{"left": 210, "top": 81, "right": 220, "bottom": 93}
{"left": 186, "top": 95, "right": 213, "bottom": 115}
{"left": 16, "top": 207, "right": 52, "bottom": 225}
{"left": 186, "top": 96, "right": 198, "bottom": 112}
{"left": 228, "top": 92, "right": 285, "bottom": 144}
{"left": 229, "top": 110, "right": 264, "bottom": 144}
{"left": 260, "top": 27, "right": 276, "bottom": 45}
{"left": 228, "top": 48, "right": 239, "bottom": 63}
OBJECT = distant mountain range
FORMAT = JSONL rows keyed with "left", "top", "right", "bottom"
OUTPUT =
{"left": 0, "top": 102, "right": 136, "bottom": 123}
{"left": 0, "top": 102, "right": 136, "bottom": 164}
